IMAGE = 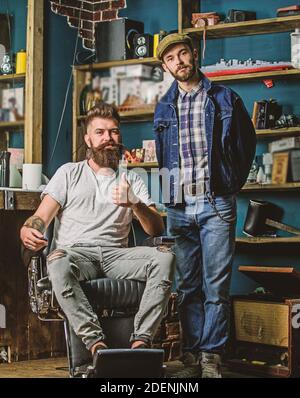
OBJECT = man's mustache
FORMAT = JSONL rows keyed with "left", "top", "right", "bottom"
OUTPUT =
{"left": 94, "top": 141, "right": 126, "bottom": 151}
{"left": 177, "top": 64, "right": 191, "bottom": 73}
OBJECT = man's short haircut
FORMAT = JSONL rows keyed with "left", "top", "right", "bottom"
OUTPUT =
{"left": 85, "top": 101, "right": 121, "bottom": 132}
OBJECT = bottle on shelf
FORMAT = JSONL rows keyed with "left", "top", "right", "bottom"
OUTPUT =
{"left": 79, "top": 72, "right": 102, "bottom": 115}
{"left": 291, "top": 28, "right": 300, "bottom": 69}
{"left": 247, "top": 156, "right": 259, "bottom": 184}
{"left": 0, "top": 151, "right": 11, "bottom": 187}
{"left": 16, "top": 49, "right": 27, "bottom": 74}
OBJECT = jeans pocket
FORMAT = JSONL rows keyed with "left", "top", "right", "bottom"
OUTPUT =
{"left": 209, "top": 195, "right": 237, "bottom": 224}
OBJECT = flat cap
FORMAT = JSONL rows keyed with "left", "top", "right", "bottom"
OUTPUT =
{"left": 156, "top": 33, "right": 193, "bottom": 61}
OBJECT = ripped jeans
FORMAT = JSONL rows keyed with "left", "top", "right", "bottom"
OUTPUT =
{"left": 47, "top": 245, "right": 175, "bottom": 351}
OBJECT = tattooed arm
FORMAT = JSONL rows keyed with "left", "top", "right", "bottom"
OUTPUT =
{"left": 20, "top": 195, "right": 61, "bottom": 251}
{"left": 23, "top": 215, "right": 46, "bottom": 233}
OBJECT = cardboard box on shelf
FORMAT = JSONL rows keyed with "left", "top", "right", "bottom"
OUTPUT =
{"left": 119, "top": 77, "right": 143, "bottom": 106}
{"left": 269, "top": 136, "right": 300, "bottom": 153}
{"left": 110, "top": 66, "right": 127, "bottom": 79}
{"left": 125, "top": 64, "right": 153, "bottom": 79}
{"left": 290, "top": 150, "right": 300, "bottom": 181}
{"left": 272, "top": 151, "right": 289, "bottom": 184}
{"left": 99, "top": 77, "right": 119, "bottom": 106}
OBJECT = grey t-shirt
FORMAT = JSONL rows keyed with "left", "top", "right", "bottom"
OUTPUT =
{"left": 41, "top": 161, "right": 154, "bottom": 248}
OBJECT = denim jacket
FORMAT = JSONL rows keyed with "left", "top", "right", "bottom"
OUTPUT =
{"left": 154, "top": 71, "right": 256, "bottom": 207}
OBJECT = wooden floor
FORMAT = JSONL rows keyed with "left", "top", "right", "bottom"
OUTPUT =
{"left": 0, "top": 357, "right": 256, "bottom": 378}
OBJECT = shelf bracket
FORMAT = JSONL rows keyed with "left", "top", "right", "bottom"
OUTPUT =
{"left": 4, "top": 190, "right": 15, "bottom": 210}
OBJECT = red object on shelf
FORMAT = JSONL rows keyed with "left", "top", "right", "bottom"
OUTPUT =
{"left": 204, "top": 65, "right": 293, "bottom": 77}
{"left": 263, "top": 79, "right": 274, "bottom": 88}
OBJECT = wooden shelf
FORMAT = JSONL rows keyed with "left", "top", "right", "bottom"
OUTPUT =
{"left": 256, "top": 127, "right": 300, "bottom": 138}
{"left": 0, "top": 73, "right": 26, "bottom": 83}
{"left": 0, "top": 120, "right": 25, "bottom": 130}
{"left": 75, "top": 57, "right": 160, "bottom": 72}
{"left": 209, "top": 68, "right": 300, "bottom": 82}
{"left": 236, "top": 236, "right": 300, "bottom": 244}
{"left": 183, "top": 15, "right": 300, "bottom": 39}
{"left": 77, "top": 107, "right": 155, "bottom": 123}
{"left": 119, "top": 107, "right": 155, "bottom": 122}
{"left": 0, "top": 189, "right": 41, "bottom": 211}
{"left": 125, "top": 162, "right": 159, "bottom": 168}
{"left": 242, "top": 182, "right": 300, "bottom": 191}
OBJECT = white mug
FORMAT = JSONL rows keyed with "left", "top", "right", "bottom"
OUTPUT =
{"left": 22, "top": 163, "right": 42, "bottom": 190}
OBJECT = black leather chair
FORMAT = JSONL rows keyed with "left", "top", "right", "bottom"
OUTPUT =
{"left": 23, "top": 222, "right": 174, "bottom": 377}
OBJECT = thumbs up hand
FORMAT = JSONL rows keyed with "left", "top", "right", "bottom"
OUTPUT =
{"left": 112, "top": 172, "right": 139, "bottom": 208}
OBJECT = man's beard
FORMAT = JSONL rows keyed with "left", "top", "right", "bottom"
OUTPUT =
{"left": 88, "top": 141, "right": 123, "bottom": 170}
{"left": 170, "top": 60, "right": 197, "bottom": 82}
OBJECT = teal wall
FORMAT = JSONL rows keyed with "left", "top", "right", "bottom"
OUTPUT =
{"left": 0, "top": 0, "right": 27, "bottom": 52}
{"left": 43, "top": 2, "right": 84, "bottom": 177}
{"left": 3, "top": 0, "right": 300, "bottom": 295}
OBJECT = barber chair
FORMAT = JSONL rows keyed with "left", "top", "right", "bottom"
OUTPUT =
{"left": 23, "top": 222, "right": 174, "bottom": 378}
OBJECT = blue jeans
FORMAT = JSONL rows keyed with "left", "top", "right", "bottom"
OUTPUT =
{"left": 167, "top": 193, "right": 236, "bottom": 356}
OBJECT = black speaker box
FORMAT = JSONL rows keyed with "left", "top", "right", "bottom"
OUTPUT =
{"left": 133, "top": 33, "right": 154, "bottom": 58}
{"left": 95, "top": 18, "right": 144, "bottom": 62}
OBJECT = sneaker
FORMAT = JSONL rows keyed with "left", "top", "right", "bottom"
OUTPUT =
{"left": 170, "top": 352, "right": 202, "bottom": 378}
{"left": 201, "top": 352, "right": 222, "bottom": 378}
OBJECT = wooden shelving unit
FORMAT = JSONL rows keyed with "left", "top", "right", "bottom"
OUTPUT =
{"left": 0, "top": 0, "right": 43, "bottom": 163}
{"left": 119, "top": 107, "right": 155, "bottom": 122}
{"left": 0, "top": 120, "right": 25, "bottom": 130}
{"left": 0, "top": 189, "right": 41, "bottom": 211}
{"left": 125, "top": 162, "right": 158, "bottom": 169}
{"left": 236, "top": 236, "right": 300, "bottom": 244}
{"left": 209, "top": 68, "right": 300, "bottom": 83}
{"left": 77, "top": 106, "right": 155, "bottom": 123}
{"left": 255, "top": 127, "right": 300, "bottom": 138}
{"left": 75, "top": 57, "right": 159, "bottom": 72}
{"left": 0, "top": 73, "right": 26, "bottom": 83}
{"left": 183, "top": 15, "right": 300, "bottom": 39}
{"left": 242, "top": 182, "right": 300, "bottom": 191}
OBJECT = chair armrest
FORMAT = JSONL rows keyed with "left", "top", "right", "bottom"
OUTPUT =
{"left": 142, "top": 236, "right": 175, "bottom": 247}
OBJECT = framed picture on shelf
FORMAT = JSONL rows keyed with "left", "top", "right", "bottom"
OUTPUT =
{"left": 272, "top": 152, "right": 289, "bottom": 184}
{"left": 143, "top": 140, "right": 157, "bottom": 163}
{"left": 1, "top": 87, "right": 24, "bottom": 121}
{"left": 122, "top": 148, "right": 145, "bottom": 163}
{"left": 7, "top": 147, "right": 24, "bottom": 170}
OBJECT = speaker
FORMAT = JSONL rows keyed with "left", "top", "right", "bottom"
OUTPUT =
{"left": 133, "top": 33, "right": 153, "bottom": 58}
{"left": 95, "top": 19, "right": 144, "bottom": 62}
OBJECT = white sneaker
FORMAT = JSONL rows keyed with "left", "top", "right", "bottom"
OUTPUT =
{"left": 201, "top": 352, "right": 222, "bottom": 378}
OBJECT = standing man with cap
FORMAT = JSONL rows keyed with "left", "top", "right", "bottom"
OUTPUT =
{"left": 154, "top": 33, "right": 256, "bottom": 378}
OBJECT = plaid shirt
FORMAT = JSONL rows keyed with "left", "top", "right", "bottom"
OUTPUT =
{"left": 177, "top": 81, "right": 209, "bottom": 187}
